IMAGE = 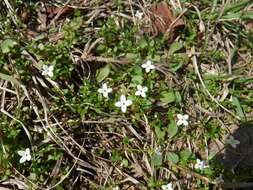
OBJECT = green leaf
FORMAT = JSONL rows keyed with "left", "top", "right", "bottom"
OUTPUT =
{"left": 110, "top": 150, "right": 122, "bottom": 162}
{"left": 122, "top": 159, "right": 129, "bottom": 167}
{"left": 166, "top": 152, "right": 179, "bottom": 164}
{"left": 147, "top": 177, "right": 157, "bottom": 188}
{"left": 168, "top": 42, "right": 183, "bottom": 55}
{"left": 174, "top": 91, "right": 182, "bottom": 103}
{"left": 131, "top": 75, "right": 143, "bottom": 84}
{"left": 153, "top": 55, "right": 161, "bottom": 62}
{"left": 1, "top": 39, "right": 17, "bottom": 54}
{"left": 167, "top": 120, "right": 178, "bottom": 137}
{"left": 223, "top": 0, "right": 252, "bottom": 14}
{"left": 160, "top": 91, "right": 176, "bottom": 104}
{"left": 221, "top": 12, "right": 242, "bottom": 20}
{"left": 232, "top": 96, "right": 246, "bottom": 120}
{"left": 169, "top": 62, "right": 184, "bottom": 72}
{"left": 151, "top": 152, "right": 162, "bottom": 167}
{"left": 140, "top": 40, "right": 148, "bottom": 49}
{"left": 96, "top": 64, "right": 110, "bottom": 82}
{"left": 180, "top": 150, "right": 192, "bottom": 162}
{"left": 208, "top": 151, "right": 217, "bottom": 160}
{"left": 125, "top": 53, "right": 138, "bottom": 59}
{"left": 242, "top": 11, "right": 253, "bottom": 20}
{"left": 155, "top": 127, "right": 165, "bottom": 141}
{"left": 169, "top": 54, "right": 189, "bottom": 72}
{"left": 0, "top": 72, "right": 22, "bottom": 86}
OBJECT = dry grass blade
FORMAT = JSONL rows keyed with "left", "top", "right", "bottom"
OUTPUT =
{"left": 49, "top": 0, "right": 73, "bottom": 26}
{"left": 0, "top": 76, "right": 33, "bottom": 146}
{"left": 190, "top": 47, "right": 241, "bottom": 120}
{"left": 1, "top": 0, "right": 252, "bottom": 188}
{"left": 81, "top": 55, "right": 130, "bottom": 64}
{"left": 3, "top": 0, "right": 18, "bottom": 25}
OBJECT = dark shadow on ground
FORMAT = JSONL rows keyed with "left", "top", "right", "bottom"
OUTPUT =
{"left": 215, "top": 121, "right": 253, "bottom": 189}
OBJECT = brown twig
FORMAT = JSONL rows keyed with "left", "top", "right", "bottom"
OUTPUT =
{"left": 173, "top": 164, "right": 216, "bottom": 185}
{"left": 81, "top": 55, "right": 130, "bottom": 64}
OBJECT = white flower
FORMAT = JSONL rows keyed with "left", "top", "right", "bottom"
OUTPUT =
{"left": 176, "top": 114, "right": 189, "bottom": 126}
{"left": 42, "top": 65, "right": 54, "bottom": 77}
{"left": 115, "top": 95, "right": 132, "bottom": 113}
{"left": 141, "top": 60, "right": 155, "bottom": 73}
{"left": 98, "top": 83, "right": 112, "bottom": 98}
{"left": 194, "top": 159, "right": 208, "bottom": 171}
{"left": 135, "top": 85, "right": 148, "bottom": 98}
{"left": 135, "top": 10, "right": 144, "bottom": 20}
{"left": 225, "top": 135, "right": 240, "bottom": 148}
{"left": 112, "top": 186, "right": 120, "bottom": 190}
{"left": 17, "top": 148, "right": 31, "bottom": 164}
{"left": 155, "top": 147, "right": 162, "bottom": 155}
{"left": 161, "top": 182, "right": 173, "bottom": 190}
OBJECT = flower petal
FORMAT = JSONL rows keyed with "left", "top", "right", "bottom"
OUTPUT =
{"left": 194, "top": 163, "right": 200, "bottom": 169}
{"left": 141, "top": 92, "right": 146, "bottom": 97}
{"left": 26, "top": 154, "right": 31, "bottom": 161}
{"left": 115, "top": 101, "right": 122, "bottom": 107}
{"left": 235, "top": 140, "right": 240, "bottom": 145}
{"left": 177, "top": 114, "right": 183, "bottom": 120}
{"left": 42, "top": 65, "right": 48, "bottom": 70}
{"left": 25, "top": 148, "right": 30, "bottom": 154}
{"left": 194, "top": 159, "right": 206, "bottom": 170}
{"left": 42, "top": 70, "right": 47, "bottom": 76}
{"left": 48, "top": 71, "right": 54, "bottom": 77}
{"left": 102, "top": 91, "right": 108, "bottom": 98}
{"left": 137, "top": 85, "right": 142, "bottom": 90}
{"left": 48, "top": 65, "right": 54, "bottom": 72}
{"left": 161, "top": 183, "right": 173, "bottom": 190}
{"left": 145, "top": 67, "right": 151, "bottom": 73}
{"left": 141, "top": 63, "right": 147, "bottom": 68}
{"left": 231, "top": 143, "right": 237, "bottom": 149}
{"left": 142, "top": 86, "right": 148, "bottom": 92}
{"left": 177, "top": 120, "right": 183, "bottom": 126}
{"left": 182, "top": 120, "right": 188, "bottom": 126}
{"left": 135, "top": 91, "right": 141, "bottom": 96}
{"left": 183, "top": 114, "right": 189, "bottom": 120}
{"left": 121, "top": 105, "right": 127, "bottom": 113}
{"left": 102, "top": 83, "right": 107, "bottom": 89}
{"left": 19, "top": 156, "right": 26, "bottom": 164}
{"left": 17, "top": 150, "right": 25, "bottom": 156}
{"left": 146, "top": 60, "right": 152, "bottom": 65}
{"left": 125, "top": 100, "right": 132, "bottom": 106}
{"left": 112, "top": 186, "right": 120, "bottom": 190}
{"left": 98, "top": 88, "right": 103, "bottom": 93}
{"left": 150, "top": 64, "right": 155, "bottom": 69}
{"left": 107, "top": 88, "right": 112, "bottom": 93}
{"left": 135, "top": 11, "right": 143, "bottom": 19}
{"left": 120, "top": 95, "right": 126, "bottom": 102}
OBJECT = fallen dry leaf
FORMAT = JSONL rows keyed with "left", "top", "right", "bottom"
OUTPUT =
{"left": 145, "top": 2, "right": 185, "bottom": 39}
{"left": 48, "top": 32, "right": 65, "bottom": 43}
{"left": 25, "top": 29, "right": 39, "bottom": 40}
{"left": 37, "top": 5, "right": 73, "bottom": 31}
{"left": 45, "top": 6, "right": 72, "bottom": 19}
{"left": 37, "top": 11, "right": 47, "bottom": 31}
{"left": 245, "top": 8, "right": 253, "bottom": 31}
{"left": 246, "top": 20, "right": 253, "bottom": 31}
{"left": 0, "top": 187, "right": 12, "bottom": 190}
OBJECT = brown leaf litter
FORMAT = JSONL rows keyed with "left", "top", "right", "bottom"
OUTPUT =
{"left": 144, "top": 2, "right": 185, "bottom": 40}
